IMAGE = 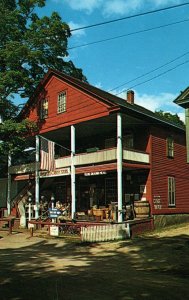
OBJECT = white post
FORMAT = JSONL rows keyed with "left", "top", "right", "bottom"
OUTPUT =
{"left": 7, "top": 153, "right": 11, "bottom": 215}
{"left": 28, "top": 202, "right": 31, "bottom": 222}
{"left": 117, "top": 113, "right": 123, "bottom": 223}
{"left": 71, "top": 125, "right": 76, "bottom": 219}
{"left": 35, "top": 135, "right": 40, "bottom": 219}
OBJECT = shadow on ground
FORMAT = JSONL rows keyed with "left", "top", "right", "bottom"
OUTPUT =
{"left": 0, "top": 230, "right": 189, "bottom": 300}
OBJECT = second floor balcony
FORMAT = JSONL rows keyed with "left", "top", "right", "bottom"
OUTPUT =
{"left": 56, "top": 147, "right": 149, "bottom": 169}
{"left": 9, "top": 147, "right": 150, "bottom": 175}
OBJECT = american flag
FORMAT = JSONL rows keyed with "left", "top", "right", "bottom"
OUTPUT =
{"left": 40, "top": 137, "right": 55, "bottom": 171}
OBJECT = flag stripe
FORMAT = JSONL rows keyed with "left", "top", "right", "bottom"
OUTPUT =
{"left": 40, "top": 138, "right": 55, "bottom": 171}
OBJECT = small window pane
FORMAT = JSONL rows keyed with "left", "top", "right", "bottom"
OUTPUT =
{"left": 167, "top": 137, "right": 174, "bottom": 157}
{"left": 40, "top": 99, "right": 48, "bottom": 119}
{"left": 58, "top": 91, "right": 66, "bottom": 113}
{"left": 168, "top": 176, "right": 175, "bottom": 206}
{"left": 123, "top": 134, "right": 134, "bottom": 149}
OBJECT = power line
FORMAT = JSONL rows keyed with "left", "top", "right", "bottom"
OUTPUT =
{"left": 109, "top": 50, "right": 189, "bottom": 92}
{"left": 70, "top": 2, "right": 189, "bottom": 32}
{"left": 115, "top": 59, "right": 189, "bottom": 95}
{"left": 68, "top": 18, "right": 189, "bottom": 50}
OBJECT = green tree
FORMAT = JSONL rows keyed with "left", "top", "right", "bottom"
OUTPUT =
{"left": 0, "top": 0, "right": 86, "bottom": 159}
{"left": 155, "top": 110, "right": 184, "bottom": 127}
{"left": 0, "top": 0, "right": 86, "bottom": 104}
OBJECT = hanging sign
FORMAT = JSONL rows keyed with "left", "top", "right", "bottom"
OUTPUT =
{"left": 84, "top": 171, "right": 107, "bottom": 176}
{"left": 40, "top": 168, "right": 70, "bottom": 178}
{"left": 48, "top": 208, "right": 62, "bottom": 218}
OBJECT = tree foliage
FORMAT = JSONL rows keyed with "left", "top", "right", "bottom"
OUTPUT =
{"left": 0, "top": 0, "right": 86, "bottom": 104}
{"left": 155, "top": 110, "right": 184, "bottom": 127}
{"left": 0, "top": 0, "right": 86, "bottom": 159}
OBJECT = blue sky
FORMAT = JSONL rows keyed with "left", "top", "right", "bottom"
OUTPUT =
{"left": 17, "top": 0, "right": 189, "bottom": 121}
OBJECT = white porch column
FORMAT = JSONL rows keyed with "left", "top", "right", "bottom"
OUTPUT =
{"left": 71, "top": 125, "right": 76, "bottom": 219}
{"left": 35, "top": 135, "right": 40, "bottom": 219}
{"left": 117, "top": 113, "right": 123, "bottom": 222}
{"left": 7, "top": 153, "right": 11, "bottom": 215}
{"left": 186, "top": 108, "right": 189, "bottom": 163}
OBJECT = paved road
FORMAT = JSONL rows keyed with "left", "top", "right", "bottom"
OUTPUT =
{"left": 0, "top": 225, "right": 189, "bottom": 300}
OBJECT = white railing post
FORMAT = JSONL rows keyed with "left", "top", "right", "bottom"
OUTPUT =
{"left": 7, "top": 153, "right": 11, "bottom": 215}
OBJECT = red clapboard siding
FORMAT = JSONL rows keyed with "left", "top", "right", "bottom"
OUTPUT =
{"left": 28, "top": 76, "right": 113, "bottom": 133}
{"left": 151, "top": 128, "right": 189, "bottom": 215}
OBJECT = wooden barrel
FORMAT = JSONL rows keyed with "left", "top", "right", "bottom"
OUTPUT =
{"left": 134, "top": 201, "right": 150, "bottom": 218}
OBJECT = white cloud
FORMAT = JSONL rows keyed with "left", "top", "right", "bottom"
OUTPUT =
{"left": 152, "top": 0, "right": 181, "bottom": 7}
{"left": 103, "top": 0, "right": 143, "bottom": 16}
{"left": 116, "top": 89, "right": 184, "bottom": 119}
{"left": 178, "top": 112, "right": 185, "bottom": 123}
{"left": 62, "top": 0, "right": 182, "bottom": 16}
{"left": 68, "top": 21, "right": 86, "bottom": 37}
{"left": 134, "top": 91, "right": 178, "bottom": 112}
{"left": 64, "top": 0, "right": 103, "bottom": 13}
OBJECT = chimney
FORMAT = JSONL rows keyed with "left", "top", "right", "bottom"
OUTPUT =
{"left": 127, "top": 90, "right": 134, "bottom": 104}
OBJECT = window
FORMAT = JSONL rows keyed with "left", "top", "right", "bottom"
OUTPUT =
{"left": 168, "top": 176, "right": 176, "bottom": 206}
{"left": 123, "top": 134, "right": 134, "bottom": 149}
{"left": 105, "top": 178, "right": 117, "bottom": 203}
{"left": 58, "top": 91, "right": 66, "bottom": 113}
{"left": 40, "top": 99, "right": 48, "bottom": 119}
{"left": 167, "top": 136, "right": 174, "bottom": 158}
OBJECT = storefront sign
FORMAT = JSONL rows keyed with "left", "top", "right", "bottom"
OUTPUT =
{"left": 84, "top": 171, "right": 107, "bottom": 176}
{"left": 40, "top": 168, "right": 70, "bottom": 178}
{"left": 153, "top": 195, "right": 162, "bottom": 209}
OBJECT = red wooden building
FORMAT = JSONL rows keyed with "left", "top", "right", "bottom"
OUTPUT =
{"left": 5, "top": 69, "right": 189, "bottom": 228}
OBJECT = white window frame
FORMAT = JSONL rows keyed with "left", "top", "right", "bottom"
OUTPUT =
{"left": 167, "top": 136, "right": 174, "bottom": 158}
{"left": 168, "top": 176, "right": 176, "bottom": 206}
{"left": 40, "top": 98, "right": 48, "bottom": 119}
{"left": 58, "top": 91, "right": 66, "bottom": 114}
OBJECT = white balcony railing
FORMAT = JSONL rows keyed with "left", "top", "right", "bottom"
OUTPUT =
{"left": 56, "top": 148, "right": 149, "bottom": 168}
{"left": 123, "top": 149, "right": 149, "bottom": 164}
{"left": 9, "top": 148, "right": 150, "bottom": 175}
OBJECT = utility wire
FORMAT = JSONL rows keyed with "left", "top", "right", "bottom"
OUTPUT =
{"left": 68, "top": 18, "right": 189, "bottom": 50}
{"left": 109, "top": 50, "right": 189, "bottom": 92}
{"left": 115, "top": 60, "right": 189, "bottom": 95}
{"left": 70, "top": 2, "right": 189, "bottom": 32}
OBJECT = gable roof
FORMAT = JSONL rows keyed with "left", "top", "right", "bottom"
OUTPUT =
{"left": 174, "top": 86, "right": 189, "bottom": 108}
{"left": 19, "top": 69, "right": 185, "bottom": 132}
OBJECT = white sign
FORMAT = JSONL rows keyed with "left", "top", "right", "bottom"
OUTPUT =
{"left": 50, "top": 225, "right": 59, "bottom": 237}
{"left": 40, "top": 168, "right": 70, "bottom": 178}
{"left": 84, "top": 171, "right": 107, "bottom": 176}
